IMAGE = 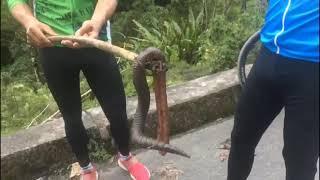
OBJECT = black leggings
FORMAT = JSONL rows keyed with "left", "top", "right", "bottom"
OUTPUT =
{"left": 227, "top": 46, "right": 319, "bottom": 180}
{"left": 39, "top": 47, "right": 130, "bottom": 167}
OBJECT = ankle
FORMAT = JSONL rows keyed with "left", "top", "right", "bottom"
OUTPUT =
{"left": 80, "top": 162, "right": 95, "bottom": 174}
{"left": 119, "top": 152, "right": 133, "bottom": 161}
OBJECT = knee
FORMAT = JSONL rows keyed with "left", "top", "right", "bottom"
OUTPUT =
{"left": 64, "top": 119, "right": 88, "bottom": 144}
{"left": 230, "top": 128, "right": 259, "bottom": 153}
{"left": 282, "top": 146, "right": 319, "bottom": 169}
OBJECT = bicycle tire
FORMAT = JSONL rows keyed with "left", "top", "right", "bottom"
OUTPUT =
{"left": 237, "top": 30, "right": 261, "bottom": 87}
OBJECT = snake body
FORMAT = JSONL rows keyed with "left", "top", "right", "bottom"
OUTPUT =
{"left": 237, "top": 30, "right": 260, "bottom": 87}
{"left": 131, "top": 47, "right": 190, "bottom": 158}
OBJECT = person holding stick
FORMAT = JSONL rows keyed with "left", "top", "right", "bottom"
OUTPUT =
{"left": 7, "top": 0, "right": 151, "bottom": 179}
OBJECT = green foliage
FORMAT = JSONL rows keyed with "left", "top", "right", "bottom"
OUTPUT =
{"left": 0, "top": 82, "right": 55, "bottom": 134}
{"left": 128, "top": 1, "right": 263, "bottom": 73}
{"left": 129, "top": 8, "right": 208, "bottom": 65}
{"left": 111, "top": 5, "right": 170, "bottom": 45}
{"left": 88, "top": 138, "right": 112, "bottom": 161}
{"left": 1, "top": 0, "right": 30, "bottom": 66}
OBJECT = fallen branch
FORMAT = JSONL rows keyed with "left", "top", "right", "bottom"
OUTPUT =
{"left": 26, "top": 104, "right": 50, "bottom": 129}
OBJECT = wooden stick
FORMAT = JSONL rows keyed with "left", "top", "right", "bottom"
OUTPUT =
{"left": 48, "top": 36, "right": 138, "bottom": 61}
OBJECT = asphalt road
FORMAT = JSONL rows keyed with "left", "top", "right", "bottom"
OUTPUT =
{"left": 45, "top": 110, "right": 319, "bottom": 180}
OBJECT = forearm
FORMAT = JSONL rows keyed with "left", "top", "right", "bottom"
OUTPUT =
{"left": 10, "top": 3, "right": 37, "bottom": 29}
{"left": 91, "top": 0, "right": 118, "bottom": 29}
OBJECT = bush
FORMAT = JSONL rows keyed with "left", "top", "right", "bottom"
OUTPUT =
{"left": 1, "top": 82, "right": 55, "bottom": 134}
{"left": 129, "top": 8, "right": 208, "bottom": 65}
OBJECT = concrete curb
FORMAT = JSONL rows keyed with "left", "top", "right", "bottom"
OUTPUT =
{"left": 1, "top": 67, "right": 241, "bottom": 179}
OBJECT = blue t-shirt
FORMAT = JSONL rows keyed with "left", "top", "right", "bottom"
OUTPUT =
{"left": 260, "top": 0, "right": 319, "bottom": 62}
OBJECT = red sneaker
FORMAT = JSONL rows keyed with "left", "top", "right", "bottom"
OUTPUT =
{"left": 118, "top": 155, "right": 151, "bottom": 180}
{"left": 80, "top": 167, "right": 99, "bottom": 180}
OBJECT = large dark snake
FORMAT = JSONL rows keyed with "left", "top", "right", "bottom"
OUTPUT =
{"left": 48, "top": 36, "right": 191, "bottom": 158}
{"left": 131, "top": 47, "right": 190, "bottom": 158}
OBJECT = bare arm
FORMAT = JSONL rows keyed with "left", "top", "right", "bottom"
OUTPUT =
{"left": 9, "top": 3, "right": 57, "bottom": 47}
{"left": 91, "top": 0, "right": 118, "bottom": 30}
{"left": 10, "top": 3, "right": 36, "bottom": 29}
{"left": 63, "top": 0, "right": 118, "bottom": 48}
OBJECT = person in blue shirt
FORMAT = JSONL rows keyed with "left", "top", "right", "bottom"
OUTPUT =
{"left": 227, "top": 1, "right": 319, "bottom": 180}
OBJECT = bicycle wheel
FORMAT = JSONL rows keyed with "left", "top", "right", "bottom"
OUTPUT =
{"left": 237, "top": 30, "right": 261, "bottom": 87}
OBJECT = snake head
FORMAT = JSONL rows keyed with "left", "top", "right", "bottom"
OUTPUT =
{"left": 136, "top": 47, "right": 167, "bottom": 73}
